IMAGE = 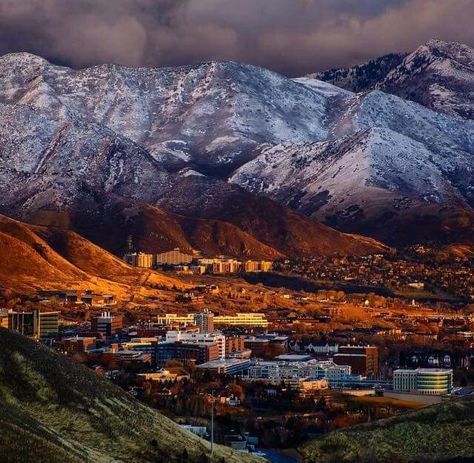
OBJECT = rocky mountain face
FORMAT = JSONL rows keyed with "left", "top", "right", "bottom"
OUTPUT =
{"left": 230, "top": 89, "right": 474, "bottom": 242}
{"left": 0, "top": 53, "right": 386, "bottom": 257}
{"left": 0, "top": 45, "right": 472, "bottom": 254}
{"left": 313, "top": 39, "right": 474, "bottom": 120}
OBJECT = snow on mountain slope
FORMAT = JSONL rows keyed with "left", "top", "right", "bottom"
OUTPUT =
{"left": 230, "top": 90, "right": 474, "bottom": 235}
{"left": 0, "top": 100, "right": 169, "bottom": 218}
{"left": 0, "top": 51, "right": 472, "bottom": 250}
{"left": 314, "top": 40, "right": 474, "bottom": 120}
{"left": 0, "top": 53, "right": 342, "bottom": 174}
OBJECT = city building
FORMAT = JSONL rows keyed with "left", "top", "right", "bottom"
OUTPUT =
{"left": 62, "top": 336, "right": 97, "bottom": 354}
{"left": 157, "top": 311, "right": 269, "bottom": 329}
{"left": 243, "top": 260, "right": 273, "bottom": 273}
{"left": 123, "top": 252, "right": 154, "bottom": 268}
{"left": 155, "top": 341, "right": 220, "bottom": 365}
{"left": 165, "top": 331, "right": 225, "bottom": 359}
{"left": 123, "top": 338, "right": 159, "bottom": 363}
{"left": 393, "top": 368, "right": 453, "bottom": 395}
{"left": 194, "top": 308, "right": 214, "bottom": 333}
{"left": 156, "top": 313, "right": 195, "bottom": 325}
{"left": 8, "top": 309, "right": 59, "bottom": 339}
{"left": 334, "top": 345, "right": 379, "bottom": 376}
{"left": 244, "top": 359, "right": 354, "bottom": 385}
{"left": 226, "top": 335, "right": 245, "bottom": 356}
{"left": 156, "top": 249, "right": 195, "bottom": 266}
{"left": 244, "top": 337, "right": 270, "bottom": 357}
{"left": 214, "top": 313, "right": 269, "bottom": 328}
{"left": 91, "top": 312, "right": 123, "bottom": 337}
{"left": 196, "top": 358, "right": 251, "bottom": 375}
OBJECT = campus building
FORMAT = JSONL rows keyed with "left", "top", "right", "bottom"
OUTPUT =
{"left": 155, "top": 341, "right": 220, "bottom": 366}
{"left": 334, "top": 345, "right": 379, "bottom": 376}
{"left": 214, "top": 313, "right": 269, "bottom": 328}
{"left": 8, "top": 309, "right": 59, "bottom": 339}
{"left": 91, "top": 312, "right": 123, "bottom": 337}
{"left": 165, "top": 331, "right": 226, "bottom": 359}
{"left": 194, "top": 308, "right": 214, "bottom": 333}
{"left": 393, "top": 368, "right": 453, "bottom": 395}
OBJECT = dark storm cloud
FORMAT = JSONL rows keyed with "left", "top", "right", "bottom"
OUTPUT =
{"left": 0, "top": 0, "right": 473, "bottom": 75}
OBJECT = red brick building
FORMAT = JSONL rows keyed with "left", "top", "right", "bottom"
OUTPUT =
{"left": 334, "top": 345, "right": 379, "bottom": 376}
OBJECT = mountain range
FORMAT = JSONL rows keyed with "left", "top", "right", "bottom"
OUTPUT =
{"left": 0, "top": 39, "right": 472, "bottom": 259}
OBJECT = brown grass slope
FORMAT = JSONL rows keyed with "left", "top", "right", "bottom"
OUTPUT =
{"left": 68, "top": 199, "right": 283, "bottom": 259}
{"left": 157, "top": 177, "right": 389, "bottom": 257}
{"left": 0, "top": 214, "right": 185, "bottom": 294}
{"left": 177, "top": 216, "right": 284, "bottom": 260}
{"left": 0, "top": 328, "right": 261, "bottom": 463}
{"left": 300, "top": 394, "right": 474, "bottom": 463}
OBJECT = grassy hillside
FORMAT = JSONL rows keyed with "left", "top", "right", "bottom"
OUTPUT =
{"left": 300, "top": 395, "right": 474, "bottom": 462}
{"left": 0, "top": 328, "right": 262, "bottom": 463}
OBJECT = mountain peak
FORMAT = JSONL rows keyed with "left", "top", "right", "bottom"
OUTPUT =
{"left": 313, "top": 39, "right": 474, "bottom": 119}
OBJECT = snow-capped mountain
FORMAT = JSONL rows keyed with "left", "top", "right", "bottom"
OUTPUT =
{"left": 0, "top": 49, "right": 472, "bottom": 251}
{"left": 313, "top": 39, "right": 474, "bottom": 120}
{"left": 230, "top": 90, "right": 474, "bottom": 236}
{"left": 0, "top": 53, "right": 344, "bottom": 175}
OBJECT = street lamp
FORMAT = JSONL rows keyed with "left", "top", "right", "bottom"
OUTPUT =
{"left": 209, "top": 390, "right": 216, "bottom": 455}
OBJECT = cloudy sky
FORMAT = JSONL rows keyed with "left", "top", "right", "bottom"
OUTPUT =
{"left": 0, "top": 0, "right": 473, "bottom": 76}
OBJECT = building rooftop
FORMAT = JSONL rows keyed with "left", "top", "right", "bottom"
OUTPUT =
{"left": 276, "top": 354, "right": 312, "bottom": 362}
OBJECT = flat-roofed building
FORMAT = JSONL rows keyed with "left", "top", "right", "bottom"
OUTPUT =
{"left": 226, "top": 335, "right": 245, "bottom": 356}
{"left": 214, "top": 313, "right": 269, "bottom": 328}
{"left": 155, "top": 341, "right": 219, "bottom": 366}
{"left": 62, "top": 336, "right": 96, "bottom": 354}
{"left": 165, "top": 331, "right": 225, "bottom": 359}
{"left": 156, "top": 248, "right": 194, "bottom": 266}
{"left": 334, "top": 345, "right": 379, "bottom": 376}
{"left": 156, "top": 313, "right": 195, "bottom": 325}
{"left": 244, "top": 337, "right": 270, "bottom": 357}
{"left": 393, "top": 368, "right": 453, "bottom": 395}
{"left": 197, "top": 358, "right": 251, "bottom": 375}
{"left": 123, "top": 252, "right": 154, "bottom": 268}
{"left": 91, "top": 311, "right": 123, "bottom": 337}
{"left": 8, "top": 309, "right": 59, "bottom": 339}
{"left": 243, "top": 261, "right": 273, "bottom": 273}
{"left": 245, "top": 359, "right": 353, "bottom": 385}
{"left": 194, "top": 308, "right": 214, "bottom": 333}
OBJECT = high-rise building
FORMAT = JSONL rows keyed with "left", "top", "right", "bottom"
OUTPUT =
{"left": 8, "top": 309, "right": 59, "bottom": 339}
{"left": 123, "top": 252, "right": 154, "bottom": 268}
{"left": 226, "top": 335, "right": 245, "bottom": 356}
{"left": 194, "top": 309, "right": 214, "bottom": 333}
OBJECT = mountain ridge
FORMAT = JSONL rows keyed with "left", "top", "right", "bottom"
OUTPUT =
{"left": 313, "top": 39, "right": 474, "bottom": 120}
{"left": 0, "top": 47, "right": 472, "bottom": 254}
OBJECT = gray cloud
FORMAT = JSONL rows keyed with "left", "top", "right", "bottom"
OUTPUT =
{"left": 0, "top": 0, "right": 472, "bottom": 75}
